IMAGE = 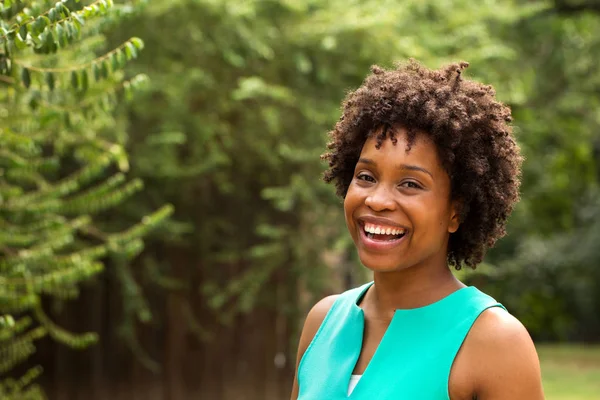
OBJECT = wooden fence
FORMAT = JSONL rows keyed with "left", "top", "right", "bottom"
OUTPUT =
{"left": 30, "top": 261, "right": 298, "bottom": 400}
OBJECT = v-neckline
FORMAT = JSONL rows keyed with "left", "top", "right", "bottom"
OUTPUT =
{"left": 345, "top": 282, "right": 472, "bottom": 398}
{"left": 346, "top": 282, "right": 389, "bottom": 398}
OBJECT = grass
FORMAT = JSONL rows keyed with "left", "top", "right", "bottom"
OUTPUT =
{"left": 537, "top": 344, "right": 600, "bottom": 400}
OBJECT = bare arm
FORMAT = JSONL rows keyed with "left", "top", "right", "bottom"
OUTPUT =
{"left": 469, "top": 308, "right": 545, "bottom": 400}
{"left": 290, "top": 295, "right": 338, "bottom": 400}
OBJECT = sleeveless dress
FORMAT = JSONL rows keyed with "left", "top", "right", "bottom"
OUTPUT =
{"left": 297, "top": 281, "right": 505, "bottom": 399}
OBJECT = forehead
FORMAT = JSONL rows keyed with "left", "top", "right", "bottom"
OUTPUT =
{"left": 359, "top": 127, "right": 442, "bottom": 169}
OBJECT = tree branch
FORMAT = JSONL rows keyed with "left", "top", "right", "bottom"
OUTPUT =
{"left": 0, "top": 75, "right": 13, "bottom": 84}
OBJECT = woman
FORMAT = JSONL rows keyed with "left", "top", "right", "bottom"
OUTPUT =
{"left": 290, "top": 60, "right": 545, "bottom": 399}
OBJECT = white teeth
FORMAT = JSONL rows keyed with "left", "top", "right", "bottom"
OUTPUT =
{"left": 364, "top": 223, "right": 405, "bottom": 236}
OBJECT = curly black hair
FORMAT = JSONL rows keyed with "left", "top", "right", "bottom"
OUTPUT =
{"left": 321, "top": 60, "right": 522, "bottom": 269}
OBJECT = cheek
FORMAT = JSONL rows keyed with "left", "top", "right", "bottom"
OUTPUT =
{"left": 343, "top": 187, "right": 361, "bottom": 226}
{"left": 409, "top": 196, "right": 449, "bottom": 228}
{"left": 424, "top": 200, "right": 454, "bottom": 233}
{"left": 343, "top": 195, "right": 354, "bottom": 223}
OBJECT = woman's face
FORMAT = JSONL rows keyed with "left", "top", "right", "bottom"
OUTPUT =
{"left": 343, "top": 127, "right": 459, "bottom": 273}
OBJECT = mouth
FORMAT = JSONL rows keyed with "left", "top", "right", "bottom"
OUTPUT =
{"left": 358, "top": 221, "right": 408, "bottom": 251}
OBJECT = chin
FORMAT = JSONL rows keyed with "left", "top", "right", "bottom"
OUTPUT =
{"left": 358, "top": 252, "right": 406, "bottom": 273}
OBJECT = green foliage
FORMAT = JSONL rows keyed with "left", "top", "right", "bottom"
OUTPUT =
{"left": 110, "top": 0, "right": 600, "bottom": 346}
{"left": 109, "top": 0, "right": 527, "bottom": 325}
{"left": 1, "top": 0, "right": 596, "bottom": 395}
{"left": 476, "top": 0, "right": 600, "bottom": 341}
{"left": 0, "top": 0, "right": 171, "bottom": 397}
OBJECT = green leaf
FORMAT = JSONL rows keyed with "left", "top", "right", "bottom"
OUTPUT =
{"left": 58, "top": 3, "right": 71, "bottom": 18}
{"left": 111, "top": 52, "right": 119, "bottom": 71}
{"left": 70, "top": 71, "right": 79, "bottom": 90}
{"left": 118, "top": 49, "right": 127, "bottom": 68}
{"left": 56, "top": 24, "right": 67, "bottom": 47}
{"left": 101, "top": 60, "right": 109, "bottom": 79}
{"left": 31, "top": 31, "right": 42, "bottom": 47}
{"left": 45, "top": 72, "right": 55, "bottom": 91}
{"left": 80, "top": 69, "right": 88, "bottom": 92}
{"left": 73, "top": 13, "right": 85, "bottom": 27}
{"left": 93, "top": 62, "right": 101, "bottom": 81}
{"left": 65, "top": 21, "right": 76, "bottom": 42}
{"left": 21, "top": 68, "right": 31, "bottom": 88}
{"left": 19, "top": 24, "right": 27, "bottom": 40}
{"left": 31, "top": 17, "right": 46, "bottom": 35}
{"left": 83, "top": 5, "right": 97, "bottom": 17}
{"left": 68, "top": 20, "right": 81, "bottom": 40}
{"left": 43, "top": 29, "right": 56, "bottom": 53}
{"left": 0, "top": 315, "right": 15, "bottom": 328}
{"left": 124, "top": 42, "right": 137, "bottom": 60}
{"left": 14, "top": 33, "right": 27, "bottom": 50}
{"left": 49, "top": 8, "right": 58, "bottom": 22}
{"left": 130, "top": 37, "right": 144, "bottom": 50}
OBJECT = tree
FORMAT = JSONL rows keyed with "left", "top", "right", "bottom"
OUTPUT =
{"left": 115, "top": 0, "right": 600, "bottom": 346}
{"left": 473, "top": 0, "right": 600, "bottom": 341}
{"left": 0, "top": 0, "right": 171, "bottom": 398}
{"left": 110, "top": 0, "right": 527, "bottom": 334}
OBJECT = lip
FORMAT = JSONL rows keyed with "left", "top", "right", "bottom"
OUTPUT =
{"left": 356, "top": 215, "right": 409, "bottom": 252}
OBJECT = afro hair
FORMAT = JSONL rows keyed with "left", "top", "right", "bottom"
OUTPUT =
{"left": 322, "top": 60, "right": 522, "bottom": 269}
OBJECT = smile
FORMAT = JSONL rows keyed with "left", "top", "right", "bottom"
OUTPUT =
{"left": 359, "top": 221, "right": 408, "bottom": 251}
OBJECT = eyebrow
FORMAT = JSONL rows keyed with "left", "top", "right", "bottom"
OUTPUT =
{"left": 357, "top": 157, "right": 434, "bottom": 179}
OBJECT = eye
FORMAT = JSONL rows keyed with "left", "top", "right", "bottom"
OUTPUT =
{"left": 400, "top": 181, "right": 422, "bottom": 190}
{"left": 356, "top": 173, "right": 375, "bottom": 183}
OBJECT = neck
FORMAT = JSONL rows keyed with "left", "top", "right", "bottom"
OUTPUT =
{"left": 368, "top": 264, "right": 464, "bottom": 319}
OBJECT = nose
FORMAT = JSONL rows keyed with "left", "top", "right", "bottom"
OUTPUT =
{"left": 365, "top": 185, "right": 396, "bottom": 212}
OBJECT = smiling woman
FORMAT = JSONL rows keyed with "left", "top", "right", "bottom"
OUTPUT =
{"left": 290, "top": 60, "right": 545, "bottom": 400}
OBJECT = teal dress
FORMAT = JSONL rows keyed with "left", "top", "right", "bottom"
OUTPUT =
{"left": 297, "top": 281, "right": 505, "bottom": 399}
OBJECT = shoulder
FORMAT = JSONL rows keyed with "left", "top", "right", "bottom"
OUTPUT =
{"left": 300, "top": 282, "right": 370, "bottom": 341}
{"left": 297, "top": 295, "right": 339, "bottom": 355}
{"left": 457, "top": 307, "right": 545, "bottom": 399}
{"left": 307, "top": 294, "right": 339, "bottom": 323}
{"left": 290, "top": 295, "right": 339, "bottom": 399}
{"left": 470, "top": 307, "right": 538, "bottom": 360}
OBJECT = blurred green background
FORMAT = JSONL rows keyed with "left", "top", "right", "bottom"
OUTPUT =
{"left": 1, "top": 0, "right": 599, "bottom": 399}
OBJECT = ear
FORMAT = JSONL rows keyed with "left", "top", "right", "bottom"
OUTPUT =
{"left": 448, "top": 200, "right": 461, "bottom": 234}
